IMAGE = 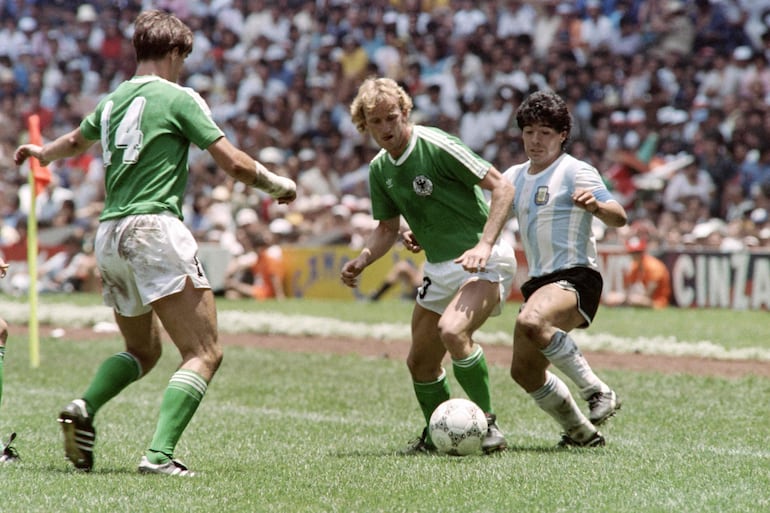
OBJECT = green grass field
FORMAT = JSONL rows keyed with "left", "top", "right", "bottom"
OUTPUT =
{"left": 1, "top": 295, "right": 768, "bottom": 512}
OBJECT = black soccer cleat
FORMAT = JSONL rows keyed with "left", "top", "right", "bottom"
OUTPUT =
{"left": 481, "top": 413, "right": 508, "bottom": 454}
{"left": 57, "top": 399, "right": 96, "bottom": 471}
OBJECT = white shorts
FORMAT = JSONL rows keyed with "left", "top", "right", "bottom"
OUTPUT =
{"left": 417, "top": 240, "right": 516, "bottom": 316}
{"left": 95, "top": 213, "right": 210, "bottom": 317}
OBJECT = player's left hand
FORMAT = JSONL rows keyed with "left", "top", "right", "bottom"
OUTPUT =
{"left": 572, "top": 188, "right": 599, "bottom": 214}
{"left": 401, "top": 231, "right": 422, "bottom": 253}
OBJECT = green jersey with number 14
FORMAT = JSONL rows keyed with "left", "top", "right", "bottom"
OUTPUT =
{"left": 80, "top": 76, "right": 224, "bottom": 221}
{"left": 369, "top": 125, "right": 491, "bottom": 263}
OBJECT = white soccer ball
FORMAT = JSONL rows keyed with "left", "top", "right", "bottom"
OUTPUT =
{"left": 429, "top": 398, "right": 488, "bottom": 456}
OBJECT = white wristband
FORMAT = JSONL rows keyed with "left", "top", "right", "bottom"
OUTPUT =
{"left": 253, "top": 160, "right": 296, "bottom": 198}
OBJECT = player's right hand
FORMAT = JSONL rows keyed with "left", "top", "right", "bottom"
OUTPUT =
{"left": 270, "top": 175, "right": 297, "bottom": 204}
{"left": 14, "top": 144, "right": 47, "bottom": 166}
{"left": 340, "top": 259, "right": 364, "bottom": 288}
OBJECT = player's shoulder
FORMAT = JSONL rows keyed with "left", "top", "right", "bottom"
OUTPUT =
{"left": 127, "top": 76, "right": 206, "bottom": 103}
{"left": 413, "top": 125, "right": 455, "bottom": 146}
{"left": 370, "top": 147, "right": 389, "bottom": 166}
{"left": 501, "top": 161, "right": 529, "bottom": 181}
{"left": 562, "top": 153, "right": 597, "bottom": 173}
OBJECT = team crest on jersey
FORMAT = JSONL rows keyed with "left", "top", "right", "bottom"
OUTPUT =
{"left": 385, "top": 178, "right": 394, "bottom": 189}
{"left": 535, "top": 186, "right": 550, "bottom": 205}
{"left": 413, "top": 175, "right": 433, "bottom": 196}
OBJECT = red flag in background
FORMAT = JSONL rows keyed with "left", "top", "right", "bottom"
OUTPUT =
{"left": 27, "top": 114, "right": 52, "bottom": 195}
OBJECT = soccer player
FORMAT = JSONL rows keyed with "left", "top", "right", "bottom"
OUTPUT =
{"left": 341, "top": 77, "right": 516, "bottom": 454}
{"left": 503, "top": 90, "right": 626, "bottom": 447}
{"left": 14, "top": 10, "right": 296, "bottom": 475}
{"left": 0, "top": 257, "right": 19, "bottom": 463}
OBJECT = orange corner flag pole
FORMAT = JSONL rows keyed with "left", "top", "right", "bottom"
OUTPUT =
{"left": 26, "top": 114, "right": 49, "bottom": 368}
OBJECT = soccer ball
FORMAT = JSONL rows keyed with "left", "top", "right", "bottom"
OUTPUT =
{"left": 429, "top": 398, "right": 488, "bottom": 456}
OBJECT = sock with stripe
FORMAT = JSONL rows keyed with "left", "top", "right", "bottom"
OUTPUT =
{"left": 452, "top": 344, "right": 493, "bottom": 414}
{"left": 530, "top": 371, "right": 595, "bottom": 443}
{"left": 413, "top": 369, "right": 450, "bottom": 441}
{"left": 146, "top": 369, "right": 208, "bottom": 464}
{"left": 82, "top": 352, "right": 142, "bottom": 417}
{"left": 541, "top": 330, "right": 608, "bottom": 400}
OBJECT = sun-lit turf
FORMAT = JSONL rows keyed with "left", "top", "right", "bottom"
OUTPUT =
{"left": 0, "top": 295, "right": 768, "bottom": 512}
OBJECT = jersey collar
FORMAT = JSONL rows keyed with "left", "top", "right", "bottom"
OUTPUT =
{"left": 386, "top": 125, "right": 418, "bottom": 166}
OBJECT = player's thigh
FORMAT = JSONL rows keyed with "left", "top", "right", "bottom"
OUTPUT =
{"left": 152, "top": 279, "right": 220, "bottom": 370}
{"left": 408, "top": 304, "right": 446, "bottom": 381}
{"left": 517, "top": 283, "right": 585, "bottom": 338}
{"left": 114, "top": 310, "right": 162, "bottom": 374}
{"left": 439, "top": 278, "right": 500, "bottom": 338}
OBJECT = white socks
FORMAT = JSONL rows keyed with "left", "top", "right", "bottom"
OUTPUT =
{"left": 530, "top": 371, "right": 596, "bottom": 443}
{"left": 541, "top": 330, "right": 608, "bottom": 400}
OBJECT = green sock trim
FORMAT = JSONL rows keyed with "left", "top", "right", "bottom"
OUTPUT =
{"left": 452, "top": 344, "right": 483, "bottom": 368}
{"left": 147, "top": 369, "right": 208, "bottom": 460}
{"left": 413, "top": 370, "right": 451, "bottom": 442}
{"left": 452, "top": 345, "right": 493, "bottom": 414}
{"left": 82, "top": 352, "right": 142, "bottom": 417}
{"left": 167, "top": 369, "right": 207, "bottom": 402}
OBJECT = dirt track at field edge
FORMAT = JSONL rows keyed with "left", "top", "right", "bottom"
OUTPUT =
{"left": 17, "top": 325, "right": 769, "bottom": 379}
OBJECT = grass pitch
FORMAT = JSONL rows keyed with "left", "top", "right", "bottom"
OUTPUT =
{"left": 0, "top": 296, "right": 768, "bottom": 512}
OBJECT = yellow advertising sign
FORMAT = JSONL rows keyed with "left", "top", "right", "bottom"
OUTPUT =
{"left": 283, "top": 246, "right": 425, "bottom": 300}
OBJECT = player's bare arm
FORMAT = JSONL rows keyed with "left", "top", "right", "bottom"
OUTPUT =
{"left": 206, "top": 137, "right": 296, "bottom": 204}
{"left": 0, "top": 258, "right": 7, "bottom": 279}
{"left": 14, "top": 128, "right": 95, "bottom": 167}
{"left": 454, "top": 166, "right": 515, "bottom": 273}
{"left": 340, "top": 217, "right": 400, "bottom": 287}
{"left": 572, "top": 188, "right": 627, "bottom": 227}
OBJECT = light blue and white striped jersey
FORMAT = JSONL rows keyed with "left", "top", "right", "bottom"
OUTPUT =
{"left": 503, "top": 153, "right": 617, "bottom": 278}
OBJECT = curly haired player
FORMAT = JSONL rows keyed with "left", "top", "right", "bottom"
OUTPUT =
{"left": 503, "top": 90, "right": 626, "bottom": 447}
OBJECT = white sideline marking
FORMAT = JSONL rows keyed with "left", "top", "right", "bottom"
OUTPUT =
{"left": 2, "top": 301, "right": 769, "bottom": 362}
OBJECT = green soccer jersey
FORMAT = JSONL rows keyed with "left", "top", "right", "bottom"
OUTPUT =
{"left": 80, "top": 76, "right": 224, "bottom": 221}
{"left": 369, "top": 125, "right": 491, "bottom": 263}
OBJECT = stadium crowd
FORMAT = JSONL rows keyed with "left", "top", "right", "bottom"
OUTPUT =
{"left": 2, "top": 0, "right": 770, "bottom": 291}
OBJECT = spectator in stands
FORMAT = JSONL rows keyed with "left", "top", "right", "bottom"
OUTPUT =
{"left": 663, "top": 156, "right": 716, "bottom": 215}
{"left": 649, "top": 0, "right": 696, "bottom": 58}
{"left": 1, "top": 0, "right": 769, "bottom": 272}
{"left": 224, "top": 225, "right": 286, "bottom": 301}
{"left": 605, "top": 236, "right": 671, "bottom": 309}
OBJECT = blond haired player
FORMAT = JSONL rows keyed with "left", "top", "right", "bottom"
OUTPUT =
{"left": 342, "top": 77, "right": 516, "bottom": 454}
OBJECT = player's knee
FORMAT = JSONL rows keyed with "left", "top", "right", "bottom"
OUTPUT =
{"left": 0, "top": 317, "right": 7, "bottom": 345}
{"left": 406, "top": 353, "right": 441, "bottom": 382}
{"left": 131, "top": 345, "right": 163, "bottom": 375}
{"left": 200, "top": 342, "right": 224, "bottom": 375}
{"left": 515, "top": 309, "right": 546, "bottom": 341}
{"left": 436, "top": 316, "right": 469, "bottom": 351}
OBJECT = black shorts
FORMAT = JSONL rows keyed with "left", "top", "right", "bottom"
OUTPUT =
{"left": 520, "top": 267, "right": 603, "bottom": 328}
